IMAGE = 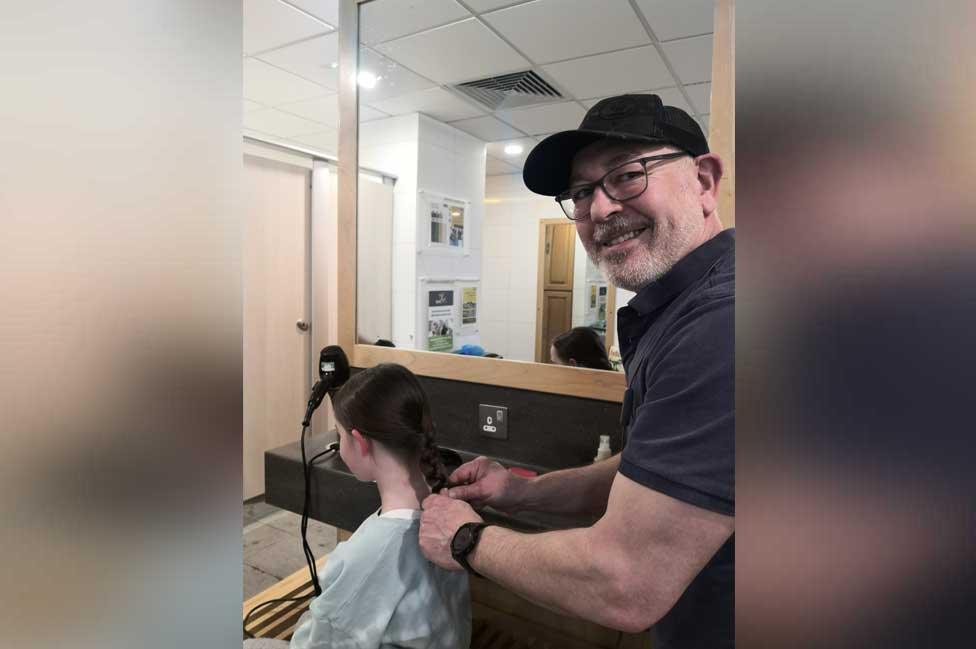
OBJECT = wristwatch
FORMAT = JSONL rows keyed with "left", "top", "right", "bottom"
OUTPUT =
{"left": 451, "top": 522, "right": 491, "bottom": 577}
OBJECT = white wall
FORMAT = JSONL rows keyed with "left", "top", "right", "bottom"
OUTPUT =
{"left": 356, "top": 173, "right": 395, "bottom": 344}
{"left": 360, "top": 114, "right": 420, "bottom": 348}
{"left": 414, "top": 115, "right": 485, "bottom": 350}
{"left": 359, "top": 114, "right": 486, "bottom": 351}
{"left": 481, "top": 175, "right": 563, "bottom": 360}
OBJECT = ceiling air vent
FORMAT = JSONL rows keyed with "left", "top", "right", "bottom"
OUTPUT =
{"left": 452, "top": 70, "right": 562, "bottom": 111}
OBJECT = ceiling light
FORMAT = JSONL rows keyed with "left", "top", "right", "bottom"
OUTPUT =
{"left": 357, "top": 71, "right": 381, "bottom": 89}
{"left": 503, "top": 143, "right": 524, "bottom": 156}
{"left": 329, "top": 62, "right": 338, "bottom": 69}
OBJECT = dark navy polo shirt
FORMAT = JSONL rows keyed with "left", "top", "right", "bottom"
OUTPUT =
{"left": 617, "top": 228, "right": 734, "bottom": 649}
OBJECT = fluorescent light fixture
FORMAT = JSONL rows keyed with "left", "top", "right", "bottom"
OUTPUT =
{"left": 503, "top": 143, "right": 523, "bottom": 156}
{"left": 357, "top": 71, "right": 381, "bottom": 89}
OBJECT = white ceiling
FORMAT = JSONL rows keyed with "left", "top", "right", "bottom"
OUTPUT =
{"left": 242, "top": 0, "right": 714, "bottom": 176}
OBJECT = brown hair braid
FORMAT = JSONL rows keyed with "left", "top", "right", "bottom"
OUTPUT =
{"left": 418, "top": 413, "right": 449, "bottom": 493}
{"left": 331, "top": 363, "right": 448, "bottom": 492}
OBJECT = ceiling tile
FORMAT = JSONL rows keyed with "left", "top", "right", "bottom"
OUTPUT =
{"left": 244, "top": 127, "right": 276, "bottom": 141}
{"left": 699, "top": 114, "right": 709, "bottom": 133}
{"left": 361, "top": 0, "right": 470, "bottom": 45}
{"left": 290, "top": 129, "right": 339, "bottom": 155}
{"left": 543, "top": 46, "right": 674, "bottom": 99}
{"left": 244, "top": 0, "right": 333, "bottom": 55}
{"left": 375, "top": 18, "right": 530, "bottom": 85}
{"left": 660, "top": 34, "right": 712, "bottom": 84}
{"left": 243, "top": 99, "right": 265, "bottom": 113}
{"left": 448, "top": 115, "right": 526, "bottom": 142}
{"left": 356, "top": 47, "right": 440, "bottom": 102}
{"left": 283, "top": 0, "right": 338, "bottom": 27}
{"left": 634, "top": 0, "right": 714, "bottom": 42}
{"left": 486, "top": 136, "right": 537, "bottom": 166}
{"left": 465, "top": 0, "right": 525, "bottom": 12}
{"left": 280, "top": 94, "right": 330, "bottom": 125}
{"left": 369, "top": 87, "right": 484, "bottom": 122}
{"left": 498, "top": 101, "right": 586, "bottom": 135}
{"left": 258, "top": 33, "right": 339, "bottom": 89}
{"left": 482, "top": 0, "right": 649, "bottom": 65}
{"left": 581, "top": 86, "right": 693, "bottom": 114}
{"left": 684, "top": 82, "right": 711, "bottom": 114}
{"left": 244, "top": 58, "right": 331, "bottom": 105}
{"left": 243, "top": 108, "right": 325, "bottom": 138}
{"left": 360, "top": 105, "right": 391, "bottom": 122}
{"left": 486, "top": 156, "right": 521, "bottom": 176}
{"left": 653, "top": 86, "right": 692, "bottom": 115}
{"left": 277, "top": 94, "right": 388, "bottom": 127}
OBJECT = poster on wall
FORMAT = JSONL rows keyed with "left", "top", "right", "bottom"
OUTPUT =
{"left": 422, "top": 191, "right": 468, "bottom": 250}
{"left": 597, "top": 285, "right": 607, "bottom": 326}
{"left": 426, "top": 288, "right": 455, "bottom": 352}
{"left": 585, "top": 282, "right": 609, "bottom": 329}
{"left": 460, "top": 285, "right": 478, "bottom": 335}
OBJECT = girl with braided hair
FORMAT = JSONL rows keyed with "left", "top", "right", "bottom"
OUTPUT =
{"left": 288, "top": 363, "right": 470, "bottom": 649}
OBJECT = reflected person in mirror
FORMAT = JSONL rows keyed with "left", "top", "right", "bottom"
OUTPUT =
{"left": 420, "top": 94, "right": 734, "bottom": 649}
{"left": 550, "top": 326, "right": 614, "bottom": 370}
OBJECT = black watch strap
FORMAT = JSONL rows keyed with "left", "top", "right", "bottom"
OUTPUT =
{"left": 451, "top": 522, "right": 491, "bottom": 578}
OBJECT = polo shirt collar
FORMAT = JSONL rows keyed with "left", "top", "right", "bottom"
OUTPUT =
{"left": 627, "top": 228, "right": 735, "bottom": 316}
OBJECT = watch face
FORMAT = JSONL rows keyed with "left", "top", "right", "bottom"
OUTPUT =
{"left": 452, "top": 527, "right": 473, "bottom": 554}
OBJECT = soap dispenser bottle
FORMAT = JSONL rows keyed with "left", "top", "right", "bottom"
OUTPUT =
{"left": 593, "top": 435, "right": 612, "bottom": 462}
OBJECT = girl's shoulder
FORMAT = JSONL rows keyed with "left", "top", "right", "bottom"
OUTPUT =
{"left": 337, "top": 512, "right": 420, "bottom": 556}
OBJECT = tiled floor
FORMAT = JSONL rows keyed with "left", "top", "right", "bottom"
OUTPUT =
{"left": 243, "top": 497, "right": 338, "bottom": 601}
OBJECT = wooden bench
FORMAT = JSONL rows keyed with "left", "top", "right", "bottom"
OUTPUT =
{"left": 243, "top": 555, "right": 327, "bottom": 641}
{"left": 243, "top": 531, "right": 650, "bottom": 648}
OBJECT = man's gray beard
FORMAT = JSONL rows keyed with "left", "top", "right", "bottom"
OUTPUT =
{"left": 596, "top": 253, "right": 670, "bottom": 292}
{"left": 591, "top": 224, "right": 698, "bottom": 292}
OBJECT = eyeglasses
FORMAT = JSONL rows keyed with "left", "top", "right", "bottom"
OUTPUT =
{"left": 555, "top": 152, "right": 688, "bottom": 221}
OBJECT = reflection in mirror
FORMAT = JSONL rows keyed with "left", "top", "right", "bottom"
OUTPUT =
{"left": 355, "top": 0, "right": 713, "bottom": 371}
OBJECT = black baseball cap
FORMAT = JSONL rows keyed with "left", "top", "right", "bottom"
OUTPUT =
{"left": 522, "top": 93, "right": 709, "bottom": 196}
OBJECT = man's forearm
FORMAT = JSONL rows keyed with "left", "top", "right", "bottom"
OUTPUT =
{"left": 468, "top": 524, "right": 629, "bottom": 629}
{"left": 520, "top": 455, "right": 620, "bottom": 516}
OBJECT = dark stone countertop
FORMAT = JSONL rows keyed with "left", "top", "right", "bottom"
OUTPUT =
{"left": 264, "top": 433, "right": 600, "bottom": 534}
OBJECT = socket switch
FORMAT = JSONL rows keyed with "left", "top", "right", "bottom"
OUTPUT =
{"left": 479, "top": 404, "right": 508, "bottom": 440}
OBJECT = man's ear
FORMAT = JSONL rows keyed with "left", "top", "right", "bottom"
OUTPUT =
{"left": 695, "top": 153, "right": 723, "bottom": 218}
{"left": 350, "top": 428, "right": 371, "bottom": 457}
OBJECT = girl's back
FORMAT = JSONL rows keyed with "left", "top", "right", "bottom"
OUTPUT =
{"left": 290, "top": 363, "right": 472, "bottom": 649}
{"left": 291, "top": 510, "right": 470, "bottom": 649}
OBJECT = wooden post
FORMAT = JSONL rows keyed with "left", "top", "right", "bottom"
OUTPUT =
{"left": 710, "top": 0, "right": 735, "bottom": 228}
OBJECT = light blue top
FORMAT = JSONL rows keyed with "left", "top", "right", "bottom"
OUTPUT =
{"left": 290, "top": 510, "right": 471, "bottom": 649}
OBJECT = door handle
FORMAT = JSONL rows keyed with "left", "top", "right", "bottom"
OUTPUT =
{"left": 296, "top": 319, "right": 310, "bottom": 332}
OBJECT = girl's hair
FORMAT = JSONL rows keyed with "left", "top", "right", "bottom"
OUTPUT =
{"left": 331, "top": 363, "right": 449, "bottom": 492}
{"left": 552, "top": 327, "right": 614, "bottom": 370}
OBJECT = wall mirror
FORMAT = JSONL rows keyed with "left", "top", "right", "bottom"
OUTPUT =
{"left": 338, "top": 0, "right": 731, "bottom": 401}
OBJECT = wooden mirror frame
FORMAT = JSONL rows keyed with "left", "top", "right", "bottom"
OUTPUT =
{"left": 336, "top": 0, "right": 733, "bottom": 403}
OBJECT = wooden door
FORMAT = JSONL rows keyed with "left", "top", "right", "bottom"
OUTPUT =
{"left": 544, "top": 223, "right": 576, "bottom": 290}
{"left": 536, "top": 221, "right": 576, "bottom": 362}
{"left": 243, "top": 153, "right": 311, "bottom": 500}
{"left": 540, "top": 291, "right": 573, "bottom": 363}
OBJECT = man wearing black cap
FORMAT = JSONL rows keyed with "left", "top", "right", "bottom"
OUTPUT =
{"left": 420, "top": 94, "right": 734, "bottom": 648}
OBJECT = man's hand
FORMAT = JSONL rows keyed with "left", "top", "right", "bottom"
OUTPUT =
{"left": 419, "top": 493, "right": 483, "bottom": 571}
{"left": 444, "top": 456, "right": 528, "bottom": 512}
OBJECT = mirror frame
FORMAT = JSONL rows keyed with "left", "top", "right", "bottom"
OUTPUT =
{"left": 336, "top": 0, "right": 733, "bottom": 403}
